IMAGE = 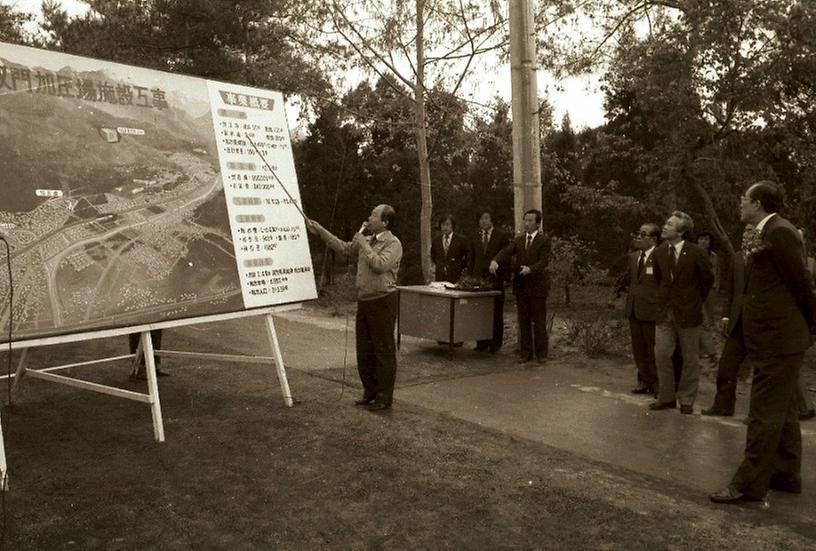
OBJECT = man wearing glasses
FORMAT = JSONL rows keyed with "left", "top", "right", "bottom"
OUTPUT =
{"left": 711, "top": 181, "right": 816, "bottom": 504}
{"left": 611, "top": 223, "right": 661, "bottom": 395}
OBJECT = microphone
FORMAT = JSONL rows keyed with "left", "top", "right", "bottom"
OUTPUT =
{"left": 357, "top": 222, "right": 367, "bottom": 235}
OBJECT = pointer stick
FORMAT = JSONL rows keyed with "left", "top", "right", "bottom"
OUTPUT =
{"left": 244, "top": 132, "right": 308, "bottom": 221}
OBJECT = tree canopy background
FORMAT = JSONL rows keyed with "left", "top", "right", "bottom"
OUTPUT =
{"left": 2, "top": 0, "right": 814, "bottom": 285}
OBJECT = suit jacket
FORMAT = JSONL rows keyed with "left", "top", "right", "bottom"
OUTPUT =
{"left": 470, "top": 227, "right": 510, "bottom": 288}
{"left": 618, "top": 249, "right": 659, "bottom": 322}
{"left": 494, "top": 232, "right": 550, "bottom": 297}
{"left": 431, "top": 232, "right": 470, "bottom": 283}
{"left": 652, "top": 240, "right": 714, "bottom": 328}
{"left": 722, "top": 251, "right": 746, "bottom": 336}
{"left": 740, "top": 214, "right": 815, "bottom": 357}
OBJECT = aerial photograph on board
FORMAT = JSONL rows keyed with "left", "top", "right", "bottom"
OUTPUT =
{"left": 0, "top": 44, "right": 245, "bottom": 340}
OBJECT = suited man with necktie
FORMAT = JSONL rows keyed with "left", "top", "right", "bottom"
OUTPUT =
{"left": 430, "top": 213, "right": 470, "bottom": 283}
{"left": 649, "top": 210, "right": 714, "bottom": 414}
{"left": 612, "top": 223, "right": 661, "bottom": 395}
{"left": 490, "top": 209, "right": 551, "bottom": 364}
{"left": 711, "top": 181, "right": 816, "bottom": 504}
{"left": 470, "top": 208, "right": 510, "bottom": 353}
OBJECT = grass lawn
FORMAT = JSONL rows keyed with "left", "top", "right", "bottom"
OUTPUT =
{"left": 0, "top": 297, "right": 813, "bottom": 549}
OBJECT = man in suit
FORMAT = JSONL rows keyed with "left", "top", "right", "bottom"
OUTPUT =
{"left": 612, "top": 223, "right": 661, "bottom": 395}
{"left": 649, "top": 211, "right": 714, "bottom": 414}
{"left": 129, "top": 329, "right": 168, "bottom": 379}
{"left": 470, "top": 208, "right": 510, "bottom": 353}
{"left": 490, "top": 209, "right": 550, "bottom": 364}
{"left": 430, "top": 214, "right": 470, "bottom": 283}
{"left": 711, "top": 181, "right": 816, "bottom": 504}
{"left": 701, "top": 226, "right": 753, "bottom": 417}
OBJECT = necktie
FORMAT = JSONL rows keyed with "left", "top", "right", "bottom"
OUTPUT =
{"left": 443, "top": 235, "right": 450, "bottom": 254}
{"left": 482, "top": 230, "right": 488, "bottom": 252}
{"left": 637, "top": 251, "right": 646, "bottom": 277}
{"left": 668, "top": 245, "right": 676, "bottom": 280}
{"left": 525, "top": 234, "right": 532, "bottom": 249}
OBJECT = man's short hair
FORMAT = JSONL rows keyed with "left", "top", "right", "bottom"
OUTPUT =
{"left": 671, "top": 210, "right": 694, "bottom": 237}
{"left": 437, "top": 213, "right": 456, "bottom": 230}
{"left": 524, "top": 209, "right": 542, "bottom": 224}
{"left": 476, "top": 207, "right": 494, "bottom": 223}
{"left": 642, "top": 223, "right": 660, "bottom": 239}
{"left": 380, "top": 204, "right": 396, "bottom": 230}
{"left": 747, "top": 180, "right": 783, "bottom": 214}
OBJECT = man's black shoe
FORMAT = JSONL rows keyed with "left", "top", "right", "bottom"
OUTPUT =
{"left": 488, "top": 346, "right": 501, "bottom": 354}
{"left": 709, "top": 485, "right": 763, "bottom": 504}
{"left": 631, "top": 386, "right": 652, "bottom": 395}
{"left": 354, "top": 397, "right": 374, "bottom": 406}
{"left": 680, "top": 404, "right": 694, "bottom": 415}
{"left": 516, "top": 355, "right": 533, "bottom": 364}
{"left": 799, "top": 409, "right": 816, "bottom": 421}
{"left": 366, "top": 401, "right": 391, "bottom": 411}
{"left": 474, "top": 344, "right": 488, "bottom": 352}
{"left": 648, "top": 400, "right": 676, "bottom": 411}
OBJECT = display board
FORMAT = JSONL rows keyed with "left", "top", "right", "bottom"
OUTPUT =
{"left": 0, "top": 43, "right": 317, "bottom": 342}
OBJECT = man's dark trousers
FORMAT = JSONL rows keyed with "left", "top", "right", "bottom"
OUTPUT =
{"left": 731, "top": 353, "right": 802, "bottom": 498}
{"left": 477, "top": 290, "right": 505, "bottom": 352}
{"left": 356, "top": 293, "right": 398, "bottom": 404}
{"left": 709, "top": 325, "right": 748, "bottom": 415}
{"left": 517, "top": 293, "right": 548, "bottom": 360}
{"left": 629, "top": 318, "right": 656, "bottom": 389}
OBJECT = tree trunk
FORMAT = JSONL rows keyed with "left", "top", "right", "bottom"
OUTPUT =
{"left": 415, "top": 0, "right": 433, "bottom": 283}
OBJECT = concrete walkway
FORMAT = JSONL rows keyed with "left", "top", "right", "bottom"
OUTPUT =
{"left": 178, "top": 308, "right": 816, "bottom": 526}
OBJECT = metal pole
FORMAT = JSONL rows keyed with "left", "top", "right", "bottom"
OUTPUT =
{"left": 509, "top": 0, "right": 542, "bottom": 233}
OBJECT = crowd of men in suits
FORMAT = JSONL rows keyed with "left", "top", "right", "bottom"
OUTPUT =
{"left": 430, "top": 208, "right": 551, "bottom": 364}
{"left": 613, "top": 181, "right": 816, "bottom": 505}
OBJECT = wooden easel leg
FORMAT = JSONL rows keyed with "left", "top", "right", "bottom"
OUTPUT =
{"left": 0, "top": 411, "right": 7, "bottom": 491}
{"left": 141, "top": 331, "right": 165, "bottom": 442}
{"left": 265, "top": 315, "right": 293, "bottom": 407}
{"left": 11, "top": 347, "right": 29, "bottom": 399}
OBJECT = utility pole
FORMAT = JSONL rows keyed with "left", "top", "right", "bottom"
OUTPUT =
{"left": 509, "top": 0, "right": 542, "bottom": 233}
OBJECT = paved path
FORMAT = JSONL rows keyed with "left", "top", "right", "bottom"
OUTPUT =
{"left": 178, "top": 308, "right": 816, "bottom": 527}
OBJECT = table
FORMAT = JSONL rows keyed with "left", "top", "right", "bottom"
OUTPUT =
{"left": 397, "top": 285, "right": 501, "bottom": 358}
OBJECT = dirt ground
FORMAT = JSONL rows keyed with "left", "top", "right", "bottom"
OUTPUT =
{"left": 0, "top": 300, "right": 814, "bottom": 549}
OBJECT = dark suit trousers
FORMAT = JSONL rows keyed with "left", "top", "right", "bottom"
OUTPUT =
{"left": 516, "top": 294, "right": 548, "bottom": 359}
{"left": 628, "top": 318, "right": 656, "bottom": 388}
{"left": 129, "top": 330, "right": 162, "bottom": 367}
{"left": 356, "top": 293, "right": 398, "bottom": 404}
{"left": 709, "top": 330, "right": 748, "bottom": 415}
{"left": 477, "top": 290, "right": 505, "bottom": 351}
{"left": 731, "top": 353, "right": 803, "bottom": 498}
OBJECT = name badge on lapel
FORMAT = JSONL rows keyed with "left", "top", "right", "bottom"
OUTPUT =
{"left": 646, "top": 267, "right": 653, "bottom": 275}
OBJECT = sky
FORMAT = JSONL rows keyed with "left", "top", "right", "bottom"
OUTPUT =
{"left": 6, "top": 0, "right": 607, "bottom": 129}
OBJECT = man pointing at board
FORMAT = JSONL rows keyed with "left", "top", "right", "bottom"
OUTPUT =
{"left": 307, "top": 205, "right": 403, "bottom": 411}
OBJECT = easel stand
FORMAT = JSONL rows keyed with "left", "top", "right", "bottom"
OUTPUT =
{"left": 0, "top": 310, "right": 293, "bottom": 490}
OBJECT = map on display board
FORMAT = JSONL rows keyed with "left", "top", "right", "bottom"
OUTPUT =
{"left": 0, "top": 42, "right": 317, "bottom": 342}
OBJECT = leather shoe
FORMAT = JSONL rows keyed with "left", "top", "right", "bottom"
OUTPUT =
{"left": 354, "top": 397, "right": 374, "bottom": 406}
{"left": 680, "top": 405, "right": 694, "bottom": 415}
{"left": 709, "top": 485, "right": 763, "bottom": 504}
{"left": 799, "top": 409, "right": 816, "bottom": 421}
{"left": 701, "top": 407, "right": 734, "bottom": 417}
{"left": 474, "top": 344, "right": 488, "bottom": 352}
{"left": 648, "top": 401, "right": 676, "bottom": 411}
{"left": 631, "top": 386, "right": 653, "bottom": 395}
{"left": 769, "top": 474, "right": 802, "bottom": 494}
{"left": 516, "top": 355, "right": 533, "bottom": 364}
{"left": 488, "top": 346, "right": 501, "bottom": 354}
{"left": 366, "top": 401, "right": 391, "bottom": 411}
